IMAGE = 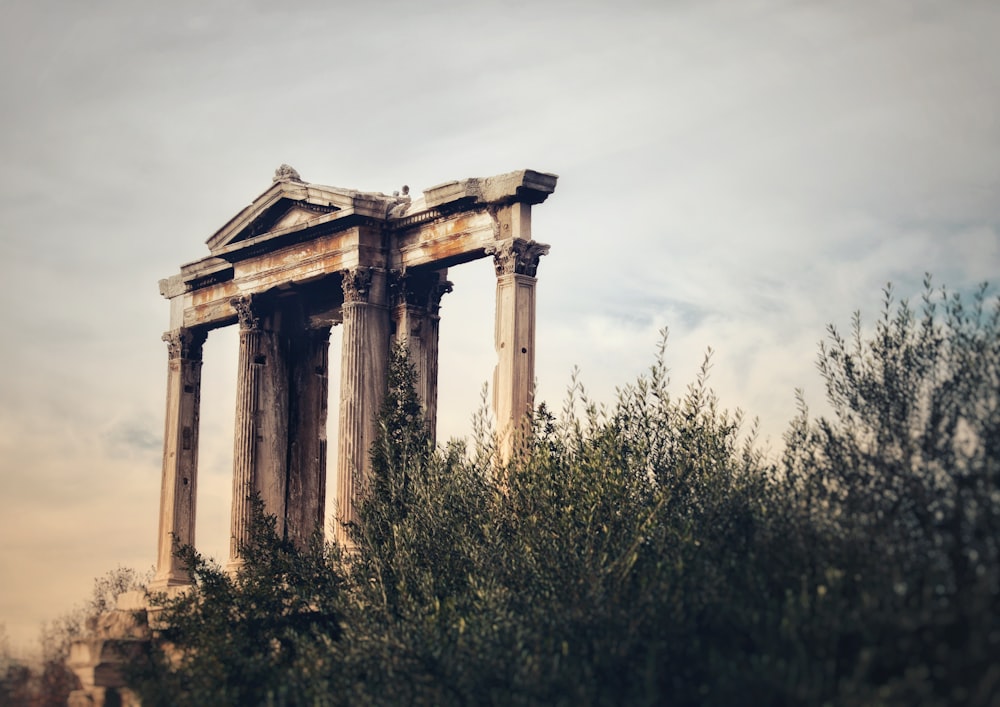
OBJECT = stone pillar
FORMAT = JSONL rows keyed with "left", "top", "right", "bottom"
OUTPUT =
{"left": 151, "top": 328, "right": 206, "bottom": 590}
{"left": 229, "top": 296, "right": 263, "bottom": 570}
{"left": 392, "top": 270, "right": 452, "bottom": 439}
{"left": 489, "top": 238, "right": 549, "bottom": 462}
{"left": 336, "top": 267, "right": 391, "bottom": 545}
{"left": 285, "top": 324, "right": 331, "bottom": 547}
{"left": 228, "top": 295, "right": 291, "bottom": 570}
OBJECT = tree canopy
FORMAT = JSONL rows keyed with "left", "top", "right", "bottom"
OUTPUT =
{"left": 125, "top": 278, "right": 1000, "bottom": 706}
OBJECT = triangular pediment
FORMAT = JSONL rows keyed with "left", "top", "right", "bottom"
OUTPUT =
{"left": 206, "top": 179, "right": 358, "bottom": 254}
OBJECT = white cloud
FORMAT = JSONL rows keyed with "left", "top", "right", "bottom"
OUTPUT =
{"left": 1, "top": 0, "right": 998, "bottom": 646}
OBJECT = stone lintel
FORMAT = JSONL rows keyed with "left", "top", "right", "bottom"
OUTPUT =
{"left": 423, "top": 169, "right": 558, "bottom": 209}
{"left": 161, "top": 171, "right": 557, "bottom": 330}
{"left": 160, "top": 257, "right": 233, "bottom": 299}
{"left": 308, "top": 306, "right": 344, "bottom": 330}
{"left": 164, "top": 227, "right": 383, "bottom": 330}
{"left": 391, "top": 210, "right": 497, "bottom": 271}
{"left": 213, "top": 208, "right": 359, "bottom": 261}
{"left": 213, "top": 210, "right": 396, "bottom": 265}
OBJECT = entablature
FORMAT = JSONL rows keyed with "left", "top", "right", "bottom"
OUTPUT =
{"left": 160, "top": 167, "right": 558, "bottom": 330}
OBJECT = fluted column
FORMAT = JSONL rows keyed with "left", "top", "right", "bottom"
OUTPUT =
{"left": 489, "top": 238, "right": 549, "bottom": 463}
{"left": 391, "top": 269, "right": 452, "bottom": 439}
{"left": 227, "top": 294, "right": 296, "bottom": 569}
{"left": 336, "top": 267, "right": 391, "bottom": 546}
{"left": 285, "top": 324, "right": 332, "bottom": 546}
{"left": 151, "top": 328, "right": 207, "bottom": 589}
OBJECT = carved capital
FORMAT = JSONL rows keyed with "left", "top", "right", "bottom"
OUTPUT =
{"left": 341, "top": 268, "right": 373, "bottom": 304}
{"left": 391, "top": 270, "right": 453, "bottom": 314}
{"left": 388, "top": 270, "right": 406, "bottom": 308}
{"left": 429, "top": 278, "right": 454, "bottom": 315}
{"left": 163, "top": 329, "right": 207, "bottom": 361}
{"left": 307, "top": 325, "right": 333, "bottom": 344}
{"left": 231, "top": 295, "right": 261, "bottom": 331}
{"left": 486, "top": 239, "right": 550, "bottom": 277}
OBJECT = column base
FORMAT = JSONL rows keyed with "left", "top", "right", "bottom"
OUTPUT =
{"left": 225, "top": 557, "right": 245, "bottom": 577}
{"left": 147, "top": 574, "right": 192, "bottom": 592}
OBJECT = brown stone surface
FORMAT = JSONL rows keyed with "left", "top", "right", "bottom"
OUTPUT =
{"left": 75, "top": 165, "right": 557, "bottom": 703}
{"left": 154, "top": 166, "right": 557, "bottom": 576}
{"left": 150, "top": 329, "right": 205, "bottom": 590}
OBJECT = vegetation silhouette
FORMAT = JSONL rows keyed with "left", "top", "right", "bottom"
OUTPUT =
{"left": 7, "top": 277, "right": 995, "bottom": 706}
{"left": 0, "top": 567, "right": 147, "bottom": 706}
{"left": 131, "top": 278, "right": 999, "bottom": 706}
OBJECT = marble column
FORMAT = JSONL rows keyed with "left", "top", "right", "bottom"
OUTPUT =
{"left": 285, "top": 324, "right": 331, "bottom": 547}
{"left": 228, "top": 296, "right": 263, "bottom": 570}
{"left": 227, "top": 295, "right": 291, "bottom": 569}
{"left": 151, "top": 327, "right": 207, "bottom": 589}
{"left": 336, "top": 267, "right": 391, "bottom": 545}
{"left": 489, "top": 238, "right": 549, "bottom": 463}
{"left": 391, "top": 269, "right": 452, "bottom": 440}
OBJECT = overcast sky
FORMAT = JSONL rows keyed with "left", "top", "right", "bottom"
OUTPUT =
{"left": 1, "top": 0, "right": 998, "bottom": 652}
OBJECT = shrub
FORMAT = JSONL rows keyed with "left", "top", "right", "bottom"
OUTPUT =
{"left": 123, "top": 279, "right": 1000, "bottom": 706}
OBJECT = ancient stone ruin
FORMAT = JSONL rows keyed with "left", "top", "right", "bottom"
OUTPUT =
{"left": 67, "top": 167, "right": 557, "bottom": 704}
{"left": 153, "top": 164, "right": 557, "bottom": 577}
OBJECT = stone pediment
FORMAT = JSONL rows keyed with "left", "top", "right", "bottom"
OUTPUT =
{"left": 205, "top": 165, "right": 404, "bottom": 256}
{"left": 161, "top": 166, "right": 559, "bottom": 323}
{"left": 205, "top": 166, "right": 559, "bottom": 258}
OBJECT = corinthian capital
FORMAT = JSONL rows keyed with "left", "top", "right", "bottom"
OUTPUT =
{"left": 163, "top": 329, "right": 207, "bottom": 361}
{"left": 429, "top": 278, "right": 454, "bottom": 315}
{"left": 231, "top": 295, "right": 261, "bottom": 331}
{"left": 341, "top": 268, "right": 374, "bottom": 304}
{"left": 390, "top": 270, "right": 454, "bottom": 314}
{"left": 486, "top": 239, "right": 550, "bottom": 277}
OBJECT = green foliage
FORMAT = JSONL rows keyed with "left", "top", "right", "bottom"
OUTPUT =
{"left": 123, "top": 280, "right": 1000, "bottom": 706}
{"left": 0, "top": 567, "right": 148, "bottom": 707}
{"left": 333, "top": 341, "right": 772, "bottom": 705}
{"left": 128, "top": 499, "right": 345, "bottom": 707}
{"left": 0, "top": 624, "right": 34, "bottom": 707}
{"left": 776, "top": 277, "right": 1000, "bottom": 705}
{"left": 0, "top": 662, "right": 34, "bottom": 707}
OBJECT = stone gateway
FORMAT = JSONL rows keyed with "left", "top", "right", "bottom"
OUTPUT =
{"left": 152, "top": 166, "right": 558, "bottom": 587}
{"left": 68, "top": 167, "right": 557, "bottom": 706}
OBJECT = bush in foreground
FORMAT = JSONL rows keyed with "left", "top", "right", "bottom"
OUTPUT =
{"left": 127, "top": 279, "right": 1000, "bottom": 706}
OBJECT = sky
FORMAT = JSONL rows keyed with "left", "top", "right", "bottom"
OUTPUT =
{"left": 1, "top": 0, "right": 998, "bottom": 653}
